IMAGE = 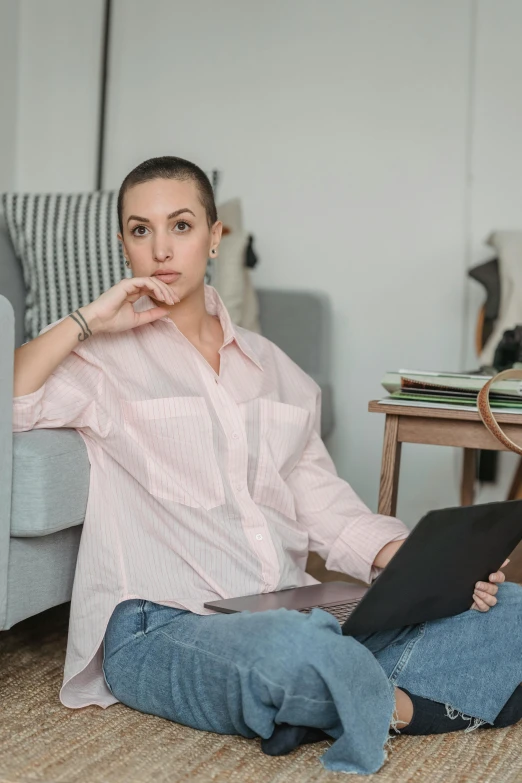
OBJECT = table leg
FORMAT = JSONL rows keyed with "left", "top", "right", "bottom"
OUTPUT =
{"left": 507, "top": 457, "right": 522, "bottom": 501}
{"left": 460, "top": 448, "right": 476, "bottom": 506}
{"left": 378, "top": 414, "right": 402, "bottom": 517}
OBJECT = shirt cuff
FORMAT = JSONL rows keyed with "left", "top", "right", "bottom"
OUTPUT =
{"left": 325, "top": 513, "right": 410, "bottom": 585}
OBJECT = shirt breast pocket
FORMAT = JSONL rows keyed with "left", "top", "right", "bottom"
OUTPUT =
{"left": 120, "top": 396, "right": 225, "bottom": 509}
{"left": 242, "top": 398, "right": 312, "bottom": 521}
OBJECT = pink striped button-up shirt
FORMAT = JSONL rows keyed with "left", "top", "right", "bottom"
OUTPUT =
{"left": 12, "top": 285, "right": 409, "bottom": 709}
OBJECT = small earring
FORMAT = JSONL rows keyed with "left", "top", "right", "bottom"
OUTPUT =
{"left": 211, "top": 248, "right": 216, "bottom": 255}
{"left": 125, "top": 259, "right": 130, "bottom": 267}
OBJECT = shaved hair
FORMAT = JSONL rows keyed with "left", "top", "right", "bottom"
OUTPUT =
{"left": 117, "top": 156, "right": 217, "bottom": 233}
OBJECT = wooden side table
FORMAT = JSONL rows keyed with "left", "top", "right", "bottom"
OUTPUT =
{"left": 369, "top": 401, "right": 522, "bottom": 516}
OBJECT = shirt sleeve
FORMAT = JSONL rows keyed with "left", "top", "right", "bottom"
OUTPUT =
{"left": 286, "top": 392, "right": 410, "bottom": 585}
{"left": 12, "top": 328, "right": 107, "bottom": 435}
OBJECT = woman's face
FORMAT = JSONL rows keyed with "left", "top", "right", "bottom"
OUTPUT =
{"left": 118, "top": 177, "right": 221, "bottom": 301}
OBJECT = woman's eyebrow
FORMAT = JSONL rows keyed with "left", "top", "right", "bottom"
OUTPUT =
{"left": 126, "top": 208, "right": 196, "bottom": 225}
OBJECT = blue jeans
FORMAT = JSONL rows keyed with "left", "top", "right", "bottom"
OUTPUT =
{"left": 102, "top": 582, "right": 522, "bottom": 775}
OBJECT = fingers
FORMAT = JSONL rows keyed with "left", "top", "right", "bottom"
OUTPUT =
{"left": 472, "top": 591, "right": 495, "bottom": 611}
{"left": 489, "top": 559, "right": 510, "bottom": 583}
{"left": 487, "top": 558, "right": 509, "bottom": 585}
{"left": 149, "top": 278, "right": 180, "bottom": 303}
{"left": 133, "top": 277, "right": 179, "bottom": 304}
{"left": 153, "top": 277, "right": 180, "bottom": 302}
{"left": 136, "top": 307, "right": 173, "bottom": 326}
{"left": 475, "top": 580, "right": 498, "bottom": 596}
{"left": 472, "top": 584, "right": 498, "bottom": 611}
{"left": 471, "top": 563, "right": 510, "bottom": 613}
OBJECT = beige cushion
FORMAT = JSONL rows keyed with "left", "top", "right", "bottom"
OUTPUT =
{"left": 218, "top": 197, "right": 243, "bottom": 234}
{"left": 480, "top": 231, "right": 522, "bottom": 365}
{"left": 241, "top": 265, "right": 261, "bottom": 332}
{"left": 212, "top": 230, "right": 247, "bottom": 323}
{"left": 215, "top": 199, "right": 261, "bottom": 333}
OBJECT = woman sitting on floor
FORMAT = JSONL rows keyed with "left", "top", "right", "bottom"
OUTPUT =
{"left": 12, "top": 156, "right": 522, "bottom": 775}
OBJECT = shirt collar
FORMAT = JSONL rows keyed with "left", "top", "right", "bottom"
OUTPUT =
{"left": 137, "top": 284, "right": 264, "bottom": 371}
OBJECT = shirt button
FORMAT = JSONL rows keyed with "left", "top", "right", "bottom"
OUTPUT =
{"left": 232, "top": 432, "right": 239, "bottom": 439}
{"left": 256, "top": 534, "right": 263, "bottom": 541}
{"left": 236, "top": 484, "right": 243, "bottom": 492}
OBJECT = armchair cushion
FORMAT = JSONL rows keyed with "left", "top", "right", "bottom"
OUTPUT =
{"left": 11, "top": 429, "right": 89, "bottom": 537}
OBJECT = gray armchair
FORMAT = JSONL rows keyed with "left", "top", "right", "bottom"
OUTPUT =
{"left": 0, "top": 213, "right": 334, "bottom": 631}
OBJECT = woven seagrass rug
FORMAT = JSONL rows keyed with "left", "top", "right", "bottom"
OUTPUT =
{"left": 2, "top": 594, "right": 522, "bottom": 782}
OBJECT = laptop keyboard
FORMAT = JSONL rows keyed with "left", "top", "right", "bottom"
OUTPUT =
{"left": 298, "top": 599, "right": 360, "bottom": 625}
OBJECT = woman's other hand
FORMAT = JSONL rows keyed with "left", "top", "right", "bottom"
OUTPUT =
{"left": 471, "top": 560, "right": 510, "bottom": 612}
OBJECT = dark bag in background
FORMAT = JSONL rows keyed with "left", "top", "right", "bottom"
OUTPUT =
{"left": 468, "top": 257, "right": 516, "bottom": 483}
{"left": 492, "top": 325, "right": 522, "bottom": 372}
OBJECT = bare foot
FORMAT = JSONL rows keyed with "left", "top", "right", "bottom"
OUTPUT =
{"left": 393, "top": 687, "right": 413, "bottom": 729}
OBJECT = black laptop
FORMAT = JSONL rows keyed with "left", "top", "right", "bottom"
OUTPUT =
{"left": 204, "top": 500, "right": 522, "bottom": 636}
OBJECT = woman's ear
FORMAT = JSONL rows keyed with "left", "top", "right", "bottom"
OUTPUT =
{"left": 117, "top": 233, "right": 130, "bottom": 266}
{"left": 211, "top": 220, "right": 223, "bottom": 251}
{"left": 117, "top": 233, "right": 127, "bottom": 257}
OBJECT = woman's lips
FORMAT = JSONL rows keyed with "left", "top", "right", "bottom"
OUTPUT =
{"left": 153, "top": 272, "right": 180, "bottom": 283}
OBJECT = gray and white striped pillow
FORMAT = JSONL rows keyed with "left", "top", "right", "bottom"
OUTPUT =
{"left": 2, "top": 177, "right": 218, "bottom": 343}
{"left": 2, "top": 191, "right": 129, "bottom": 343}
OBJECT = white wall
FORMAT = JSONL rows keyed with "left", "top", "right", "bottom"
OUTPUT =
{"left": 0, "top": 0, "right": 19, "bottom": 191}
{"left": 470, "top": 1, "right": 522, "bottom": 268}
{"left": 15, "top": 0, "right": 105, "bottom": 192}
{"left": 464, "top": 0, "right": 522, "bottom": 503}
{"left": 104, "top": 0, "right": 473, "bottom": 525}
{"left": 9, "top": 0, "right": 522, "bottom": 526}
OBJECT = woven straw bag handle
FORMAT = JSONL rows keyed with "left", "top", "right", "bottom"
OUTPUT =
{"left": 477, "top": 369, "right": 522, "bottom": 455}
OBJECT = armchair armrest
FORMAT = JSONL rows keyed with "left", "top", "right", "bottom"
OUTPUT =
{"left": 256, "top": 288, "right": 331, "bottom": 378}
{"left": 0, "top": 294, "right": 15, "bottom": 627}
{"left": 255, "top": 288, "right": 334, "bottom": 438}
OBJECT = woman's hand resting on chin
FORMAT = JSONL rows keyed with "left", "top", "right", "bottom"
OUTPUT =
{"left": 80, "top": 277, "right": 180, "bottom": 335}
{"left": 372, "top": 539, "right": 509, "bottom": 613}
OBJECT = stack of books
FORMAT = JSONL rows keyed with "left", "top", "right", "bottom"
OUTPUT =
{"left": 380, "top": 369, "right": 522, "bottom": 414}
